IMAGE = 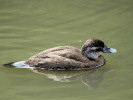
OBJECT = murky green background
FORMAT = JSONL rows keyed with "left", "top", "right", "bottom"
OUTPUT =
{"left": 0, "top": 0, "right": 133, "bottom": 100}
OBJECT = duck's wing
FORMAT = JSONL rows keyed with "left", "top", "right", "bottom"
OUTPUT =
{"left": 25, "top": 46, "right": 90, "bottom": 70}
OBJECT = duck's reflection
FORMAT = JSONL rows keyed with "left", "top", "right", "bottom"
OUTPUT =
{"left": 31, "top": 68, "right": 115, "bottom": 89}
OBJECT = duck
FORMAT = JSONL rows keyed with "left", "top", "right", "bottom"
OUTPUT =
{"left": 25, "top": 39, "right": 116, "bottom": 70}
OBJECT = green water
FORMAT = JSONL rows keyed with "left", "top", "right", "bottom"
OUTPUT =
{"left": 0, "top": 0, "right": 133, "bottom": 100}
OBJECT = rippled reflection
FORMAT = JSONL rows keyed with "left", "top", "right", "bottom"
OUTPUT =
{"left": 31, "top": 68, "right": 115, "bottom": 89}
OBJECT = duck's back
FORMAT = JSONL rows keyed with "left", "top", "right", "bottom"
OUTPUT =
{"left": 25, "top": 46, "right": 105, "bottom": 70}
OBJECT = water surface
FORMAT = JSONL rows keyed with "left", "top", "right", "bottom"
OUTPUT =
{"left": 0, "top": 0, "right": 133, "bottom": 100}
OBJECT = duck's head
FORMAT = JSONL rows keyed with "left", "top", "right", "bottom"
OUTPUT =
{"left": 81, "top": 39, "right": 117, "bottom": 60}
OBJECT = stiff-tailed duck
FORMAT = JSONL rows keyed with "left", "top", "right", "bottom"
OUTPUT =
{"left": 25, "top": 39, "right": 116, "bottom": 70}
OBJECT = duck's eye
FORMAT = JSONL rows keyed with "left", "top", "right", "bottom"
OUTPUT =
{"left": 95, "top": 48, "right": 103, "bottom": 52}
{"left": 90, "top": 47, "right": 103, "bottom": 52}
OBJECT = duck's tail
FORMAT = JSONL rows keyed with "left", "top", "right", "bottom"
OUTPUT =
{"left": 3, "top": 61, "right": 34, "bottom": 69}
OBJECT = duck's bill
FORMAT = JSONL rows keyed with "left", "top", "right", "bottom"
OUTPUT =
{"left": 103, "top": 45, "right": 117, "bottom": 53}
{"left": 109, "top": 48, "right": 117, "bottom": 53}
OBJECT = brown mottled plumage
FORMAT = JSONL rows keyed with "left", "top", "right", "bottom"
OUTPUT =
{"left": 25, "top": 39, "right": 116, "bottom": 70}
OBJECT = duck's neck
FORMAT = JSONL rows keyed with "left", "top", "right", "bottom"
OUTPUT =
{"left": 89, "top": 55, "right": 105, "bottom": 69}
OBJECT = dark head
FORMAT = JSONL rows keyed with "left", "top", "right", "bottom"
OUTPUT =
{"left": 81, "top": 39, "right": 117, "bottom": 60}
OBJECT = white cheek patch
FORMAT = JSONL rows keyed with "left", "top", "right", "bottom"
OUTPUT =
{"left": 90, "top": 47, "right": 99, "bottom": 50}
{"left": 85, "top": 47, "right": 102, "bottom": 59}
{"left": 110, "top": 48, "right": 117, "bottom": 53}
{"left": 86, "top": 52, "right": 101, "bottom": 59}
